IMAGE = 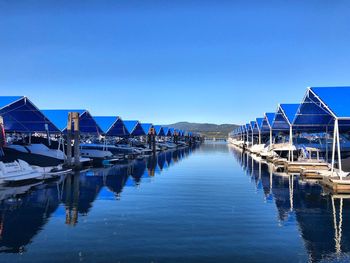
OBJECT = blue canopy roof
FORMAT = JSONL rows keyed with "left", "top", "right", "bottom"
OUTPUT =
{"left": 260, "top": 113, "right": 275, "bottom": 133}
{"left": 272, "top": 104, "right": 299, "bottom": 130}
{"left": 293, "top": 87, "right": 350, "bottom": 131}
{"left": 163, "top": 127, "right": 171, "bottom": 136}
{"left": 154, "top": 125, "right": 165, "bottom": 136}
{"left": 168, "top": 128, "right": 175, "bottom": 136}
{"left": 42, "top": 109, "right": 102, "bottom": 134}
{"left": 93, "top": 116, "right": 129, "bottom": 136}
{"left": 250, "top": 121, "right": 259, "bottom": 133}
{"left": 256, "top": 118, "right": 264, "bottom": 131}
{"left": 140, "top": 123, "right": 153, "bottom": 135}
{"left": 0, "top": 96, "right": 60, "bottom": 133}
{"left": 123, "top": 120, "right": 145, "bottom": 136}
{"left": 310, "top": 87, "right": 350, "bottom": 118}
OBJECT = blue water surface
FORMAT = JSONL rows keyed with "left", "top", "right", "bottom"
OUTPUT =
{"left": 0, "top": 142, "right": 349, "bottom": 263}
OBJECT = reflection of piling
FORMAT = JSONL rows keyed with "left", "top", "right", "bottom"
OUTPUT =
{"left": 65, "top": 173, "right": 80, "bottom": 226}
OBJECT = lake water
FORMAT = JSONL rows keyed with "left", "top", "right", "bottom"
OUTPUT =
{"left": 1, "top": 142, "right": 350, "bottom": 263}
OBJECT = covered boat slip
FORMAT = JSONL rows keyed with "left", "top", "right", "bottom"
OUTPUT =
{"left": 0, "top": 96, "right": 60, "bottom": 134}
{"left": 0, "top": 96, "right": 200, "bottom": 177}
{"left": 293, "top": 87, "right": 350, "bottom": 189}
{"left": 0, "top": 97, "right": 75, "bottom": 179}
{"left": 228, "top": 86, "right": 350, "bottom": 192}
{"left": 0, "top": 97, "right": 65, "bottom": 166}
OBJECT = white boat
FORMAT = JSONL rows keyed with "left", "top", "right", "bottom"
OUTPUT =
{"left": 4, "top": 143, "right": 91, "bottom": 167}
{"left": 80, "top": 143, "right": 114, "bottom": 158}
{"left": 0, "top": 160, "right": 42, "bottom": 183}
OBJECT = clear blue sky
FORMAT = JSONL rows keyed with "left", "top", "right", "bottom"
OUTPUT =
{"left": 1, "top": 0, "right": 350, "bottom": 125}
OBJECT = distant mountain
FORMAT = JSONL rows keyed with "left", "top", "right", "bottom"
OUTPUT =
{"left": 166, "top": 122, "right": 239, "bottom": 138}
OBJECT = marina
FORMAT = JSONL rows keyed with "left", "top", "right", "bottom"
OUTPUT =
{"left": 229, "top": 87, "right": 350, "bottom": 194}
{"left": 2, "top": 1, "right": 350, "bottom": 262}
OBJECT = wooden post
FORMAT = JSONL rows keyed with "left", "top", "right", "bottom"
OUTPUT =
{"left": 66, "top": 113, "right": 73, "bottom": 166}
{"left": 150, "top": 127, "right": 156, "bottom": 152}
{"left": 72, "top": 112, "right": 81, "bottom": 169}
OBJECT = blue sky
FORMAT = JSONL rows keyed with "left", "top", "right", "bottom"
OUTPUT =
{"left": 1, "top": 0, "right": 350, "bottom": 125}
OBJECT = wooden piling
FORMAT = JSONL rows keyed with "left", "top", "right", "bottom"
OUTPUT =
{"left": 72, "top": 112, "right": 81, "bottom": 169}
{"left": 150, "top": 127, "right": 156, "bottom": 152}
{"left": 66, "top": 113, "right": 73, "bottom": 166}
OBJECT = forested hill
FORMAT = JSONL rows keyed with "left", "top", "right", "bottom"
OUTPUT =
{"left": 166, "top": 122, "right": 239, "bottom": 138}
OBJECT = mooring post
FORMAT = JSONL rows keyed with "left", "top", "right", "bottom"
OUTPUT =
{"left": 151, "top": 128, "right": 156, "bottom": 152}
{"left": 66, "top": 113, "right": 73, "bottom": 166}
{"left": 72, "top": 112, "right": 81, "bottom": 169}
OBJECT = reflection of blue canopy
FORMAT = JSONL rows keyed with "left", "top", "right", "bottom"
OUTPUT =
{"left": 140, "top": 123, "right": 153, "bottom": 135}
{"left": 293, "top": 87, "right": 350, "bottom": 131}
{"left": 42, "top": 109, "right": 102, "bottom": 134}
{"left": 272, "top": 104, "right": 299, "bottom": 130}
{"left": 0, "top": 96, "right": 60, "bottom": 133}
{"left": 154, "top": 125, "right": 165, "bottom": 136}
{"left": 123, "top": 120, "right": 145, "bottom": 136}
{"left": 93, "top": 116, "right": 129, "bottom": 136}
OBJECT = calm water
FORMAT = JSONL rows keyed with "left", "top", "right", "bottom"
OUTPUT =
{"left": 1, "top": 142, "right": 350, "bottom": 262}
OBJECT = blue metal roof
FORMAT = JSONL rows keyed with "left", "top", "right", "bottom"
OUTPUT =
{"left": 266, "top": 113, "right": 275, "bottom": 127}
{"left": 280, "top": 104, "right": 300, "bottom": 124}
{"left": 154, "top": 125, "right": 165, "bottom": 136}
{"left": 0, "top": 96, "right": 23, "bottom": 109}
{"left": 140, "top": 123, "right": 153, "bottom": 135}
{"left": 272, "top": 104, "right": 299, "bottom": 130}
{"left": 43, "top": 110, "right": 103, "bottom": 134}
{"left": 169, "top": 128, "right": 175, "bottom": 136}
{"left": 310, "top": 87, "right": 350, "bottom": 118}
{"left": 96, "top": 116, "right": 128, "bottom": 136}
{"left": 0, "top": 96, "right": 60, "bottom": 133}
{"left": 123, "top": 120, "right": 145, "bottom": 136}
{"left": 163, "top": 127, "right": 170, "bottom": 136}
{"left": 256, "top": 118, "right": 264, "bottom": 130}
{"left": 292, "top": 87, "right": 348, "bottom": 131}
{"left": 168, "top": 128, "right": 175, "bottom": 136}
{"left": 260, "top": 113, "right": 275, "bottom": 133}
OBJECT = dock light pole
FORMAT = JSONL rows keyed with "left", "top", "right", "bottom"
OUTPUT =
{"left": 269, "top": 128, "right": 273, "bottom": 147}
{"left": 251, "top": 129, "right": 254, "bottom": 146}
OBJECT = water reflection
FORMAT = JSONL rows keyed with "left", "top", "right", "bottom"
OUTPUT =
{"left": 229, "top": 146, "right": 350, "bottom": 262}
{"left": 0, "top": 147, "right": 196, "bottom": 254}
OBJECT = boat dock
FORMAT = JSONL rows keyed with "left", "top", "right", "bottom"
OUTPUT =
{"left": 0, "top": 96, "right": 204, "bottom": 183}
{"left": 228, "top": 86, "right": 350, "bottom": 194}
